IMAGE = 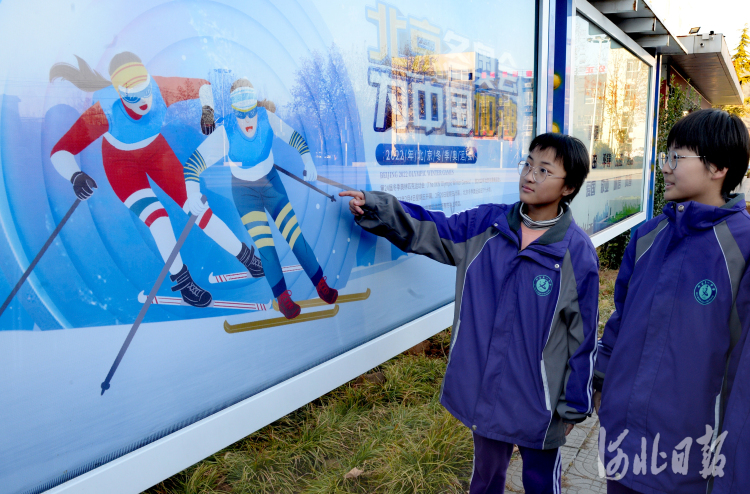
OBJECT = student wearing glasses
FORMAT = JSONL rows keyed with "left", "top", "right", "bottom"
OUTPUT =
{"left": 340, "top": 133, "right": 598, "bottom": 494}
{"left": 595, "top": 109, "right": 750, "bottom": 494}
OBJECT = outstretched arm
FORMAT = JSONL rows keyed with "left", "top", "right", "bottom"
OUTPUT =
{"left": 266, "top": 111, "right": 316, "bottom": 181}
{"left": 153, "top": 76, "right": 215, "bottom": 135}
{"left": 339, "top": 190, "right": 475, "bottom": 267}
{"left": 153, "top": 76, "right": 211, "bottom": 106}
{"left": 49, "top": 102, "right": 107, "bottom": 199}
{"left": 182, "top": 126, "right": 229, "bottom": 215}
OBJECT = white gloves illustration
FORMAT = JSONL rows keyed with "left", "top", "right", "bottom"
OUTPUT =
{"left": 302, "top": 153, "right": 318, "bottom": 182}
{"left": 184, "top": 181, "right": 209, "bottom": 217}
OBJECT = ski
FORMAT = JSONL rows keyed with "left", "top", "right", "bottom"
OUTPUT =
{"left": 137, "top": 291, "right": 273, "bottom": 311}
{"left": 209, "top": 264, "right": 303, "bottom": 284}
{"left": 224, "top": 304, "right": 340, "bottom": 333}
{"left": 272, "top": 288, "right": 371, "bottom": 310}
{"left": 223, "top": 289, "right": 370, "bottom": 333}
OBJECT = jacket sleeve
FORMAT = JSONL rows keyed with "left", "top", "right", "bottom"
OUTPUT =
{"left": 714, "top": 266, "right": 750, "bottom": 493}
{"left": 266, "top": 111, "right": 310, "bottom": 157}
{"left": 183, "top": 126, "right": 229, "bottom": 182}
{"left": 593, "top": 230, "right": 637, "bottom": 392}
{"left": 49, "top": 102, "right": 109, "bottom": 180}
{"left": 355, "top": 191, "right": 474, "bottom": 266}
{"left": 556, "top": 249, "right": 600, "bottom": 424}
{"left": 153, "top": 76, "right": 210, "bottom": 107}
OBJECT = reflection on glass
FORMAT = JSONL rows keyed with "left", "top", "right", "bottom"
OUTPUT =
{"left": 367, "top": 0, "right": 536, "bottom": 202}
{"left": 0, "top": 2, "right": 541, "bottom": 493}
{"left": 570, "top": 14, "right": 650, "bottom": 234}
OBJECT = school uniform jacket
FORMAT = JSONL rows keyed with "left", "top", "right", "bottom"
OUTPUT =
{"left": 357, "top": 192, "right": 599, "bottom": 449}
{"left": 595, "top": 194, "right": 750, "bottom": 494}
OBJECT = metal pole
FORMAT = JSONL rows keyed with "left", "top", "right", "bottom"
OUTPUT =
{"left": 0, "top": 198, "right": 81, "bottom": 318}
{"left": 101, "top": 197, "right": 205, "bottom": 395}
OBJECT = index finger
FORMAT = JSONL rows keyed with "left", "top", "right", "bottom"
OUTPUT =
{"left": 338, "top": 190, "right": 364, "bottom": 200}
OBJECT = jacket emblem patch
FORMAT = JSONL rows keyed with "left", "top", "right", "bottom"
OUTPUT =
{"left": 533, "top": 275, "right": 553, "bottom": 296}
{"left": 694, "top": 279, "right": 717, "bottom": 305}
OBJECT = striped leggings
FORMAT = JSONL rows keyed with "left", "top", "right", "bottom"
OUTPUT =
{"left": 231, "top": 168, "right": 322, "bottom": 298}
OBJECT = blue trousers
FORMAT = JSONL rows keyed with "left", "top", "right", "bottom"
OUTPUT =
{"left": 606, "top": 480, "right": 640, "bottom": 493}
{"left": 231, "top": 168, "right": 322, "bottom": 298}
{"left": 470, "top": 433, "right": 561, "bottom": 494}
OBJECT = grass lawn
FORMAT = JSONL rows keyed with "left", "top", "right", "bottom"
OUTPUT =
{"left": 146, "top": 268, "right": 620, "bottom": 494}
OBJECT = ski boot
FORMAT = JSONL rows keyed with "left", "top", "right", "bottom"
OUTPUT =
{"left": 316, "top": 276, "right": 338, "bottom": 304}
{"left": 237, "top": 243, "right": 265, "bottom": 278}
{"left": 170, "top": 264, "right": 212, "bottom": 307}
{"left": 277, "top": 290, "right": 301, "bottom": 319}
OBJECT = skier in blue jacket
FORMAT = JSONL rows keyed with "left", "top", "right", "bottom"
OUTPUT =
{"left": 182, "top": 78, "right": 338, "bottom": 320}
{"left": 341, "top": 133, "right": 599, "bottom": 494}
{"left": 594, "top": 109, "right": 750, "bottom": 494}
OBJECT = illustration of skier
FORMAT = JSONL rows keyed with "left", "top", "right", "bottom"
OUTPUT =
{"left": 48, "top": 52, "right": 264, "bottom": 308}
{"left": 182, "top": 78, "right": 338, "bottom": 319}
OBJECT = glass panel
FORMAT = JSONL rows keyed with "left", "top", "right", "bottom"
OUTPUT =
{"left": 0, "top": 1, "right": 537, "bottom": 492}
{"left": 569, "top": 14, "right": 650, "bottom": 234}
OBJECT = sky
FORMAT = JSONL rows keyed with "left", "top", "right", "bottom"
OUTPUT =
{"left": 650, "top": 0, "right": 750, "bottom": 54}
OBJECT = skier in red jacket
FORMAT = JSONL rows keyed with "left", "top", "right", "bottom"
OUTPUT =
{"left": 49, "top": 52, "right": 263, "bottom": 307}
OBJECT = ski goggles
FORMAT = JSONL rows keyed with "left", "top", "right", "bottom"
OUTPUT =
{"left": 230, "top": 86, "right": 257, "bottom": 112}
{"left": 234, "top": 106, "right": 258, "bottom": 120}
{"left": 120, "top": 82, "right": 152, "bottom": 104}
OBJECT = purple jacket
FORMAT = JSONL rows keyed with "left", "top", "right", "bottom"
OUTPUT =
{"left": 357, "top": 192, "right": 599, "bottom": 449}
{"left": 596, "top": 194, "right": 750, "bottom": 494}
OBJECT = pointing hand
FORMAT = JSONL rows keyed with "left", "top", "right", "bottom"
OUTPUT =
{"left": 339, "top": 190, "right": 365, "bottom": 215}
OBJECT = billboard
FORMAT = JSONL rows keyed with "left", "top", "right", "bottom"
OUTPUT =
{"left": 0, "top": 1, "right": 539, "bottom": 492}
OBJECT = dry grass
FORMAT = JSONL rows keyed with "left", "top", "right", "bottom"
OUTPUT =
{"left": 146, "top": 269, "right": 620, "bottom": 494}
{"left": 145, "top": 331, "right": 474, "bottom": 494}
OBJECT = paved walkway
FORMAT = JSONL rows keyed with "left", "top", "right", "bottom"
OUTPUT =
{"left": 505, "top": 414, "right": 606, "bottom": 493}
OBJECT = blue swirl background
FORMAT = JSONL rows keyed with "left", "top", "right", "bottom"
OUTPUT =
{"left": 0, "top": 0, "right": 365, "bottom": 330}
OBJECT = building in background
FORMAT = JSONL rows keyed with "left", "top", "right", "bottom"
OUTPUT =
{"left": 565, "top": 0, "right": 743, "bottom": 236}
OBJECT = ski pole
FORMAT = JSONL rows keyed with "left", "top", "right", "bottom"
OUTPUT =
{"left": 315, "top": 175, "right": 356, "bottom": 192}
{"left": 100, "top": 196, "right": 206, "bottom": 395}
{"left": 274, "top": 165, "right": 336, "bottom": 202}
{"left": 0, "top": 198, "right": 81, "bottom": 318}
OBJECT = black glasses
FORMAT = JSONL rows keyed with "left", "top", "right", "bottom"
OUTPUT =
{"left": 658, "top": 151, "right": 703, "bottom": 170}
{"left": 518, "top": 161, "right": 565, "bottom": 183}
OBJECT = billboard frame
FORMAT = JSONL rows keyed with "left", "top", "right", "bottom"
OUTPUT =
{"left": 573, "top": 0, "right": 658, "bottom": 247}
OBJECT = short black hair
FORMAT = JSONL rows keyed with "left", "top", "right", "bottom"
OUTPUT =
{"left": 667, "top": 109, "right": 750, "bottom": 196}
{"left": 528, "top": 133, "right": 590, "bottom": 204}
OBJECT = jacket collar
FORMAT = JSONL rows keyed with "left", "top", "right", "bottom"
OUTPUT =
{"left": 497, "top": 201, "right": 574, "bottom": 260}
{"left": 662, "top": 193, "right": 746, "bottom": 235}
